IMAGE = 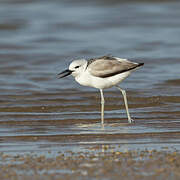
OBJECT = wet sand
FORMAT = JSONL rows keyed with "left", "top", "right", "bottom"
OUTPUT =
{"left": 1, "top": 148, "right": 180, "bottom": 180}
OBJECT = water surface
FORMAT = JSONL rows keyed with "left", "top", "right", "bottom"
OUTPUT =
{"left": 0, "top": 0, "right": 180, "bottom": 154}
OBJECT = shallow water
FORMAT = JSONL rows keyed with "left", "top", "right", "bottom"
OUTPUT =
{"left": 0, "top": 0, "right": 180, "bottom": 154}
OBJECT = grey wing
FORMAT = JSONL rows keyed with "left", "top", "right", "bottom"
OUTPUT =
{"left": 88, "top": 59, "right": 139, "bottom": 78}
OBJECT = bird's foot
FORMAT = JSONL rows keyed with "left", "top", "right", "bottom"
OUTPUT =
{"left": 128, "top": 118, "right": 135, "bottom": 123}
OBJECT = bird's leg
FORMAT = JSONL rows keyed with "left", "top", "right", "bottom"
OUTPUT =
{"left": 116, "top": 86, "right": 134, "bottom": 123}
{"left": 100, "top": 89, "right": 105, "bottom": 124}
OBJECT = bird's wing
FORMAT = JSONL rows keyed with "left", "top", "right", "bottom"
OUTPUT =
{"left": 88, "top": 57, "right": 139, "bottom": 78}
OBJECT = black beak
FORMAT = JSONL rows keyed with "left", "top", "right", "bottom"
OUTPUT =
{"left": 58, "top": 69, "right": 73, "bottom": 78}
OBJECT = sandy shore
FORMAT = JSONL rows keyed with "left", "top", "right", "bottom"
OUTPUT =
{"left": 1, "top": 147, "right": 180, "bottom": 180}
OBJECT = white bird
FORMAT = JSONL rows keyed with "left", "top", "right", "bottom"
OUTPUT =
{"left": 58, "top": 55, "right": 144, "bottom": 124}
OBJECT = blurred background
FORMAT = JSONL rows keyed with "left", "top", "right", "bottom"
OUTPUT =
{"left": 0, "top": 0, "right": 179, "bottom": 93}
{"left": 0, "top": 0, "right": 180, "bottom": 153}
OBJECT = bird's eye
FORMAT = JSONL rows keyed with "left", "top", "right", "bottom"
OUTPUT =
{"left": 75, "top": 66, "right": 80, "bottom": 69}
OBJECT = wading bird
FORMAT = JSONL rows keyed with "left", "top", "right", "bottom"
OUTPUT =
{"left": 58, "top": 55, "right": 144, "bottom": 124}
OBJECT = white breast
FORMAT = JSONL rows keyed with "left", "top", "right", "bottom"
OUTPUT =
{"left": 75, "top": 70, "right": 131, "bottom": 89}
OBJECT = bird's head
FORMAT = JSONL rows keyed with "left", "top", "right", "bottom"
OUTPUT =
{"left": 58, "top": 59, "right": 87, "bottom": 78}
